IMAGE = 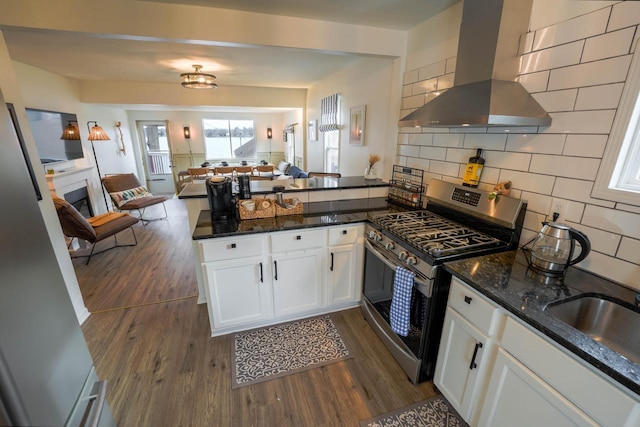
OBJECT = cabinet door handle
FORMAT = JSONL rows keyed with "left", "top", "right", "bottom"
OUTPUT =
{"left": 296, "top": 235, "right": 301, "bottom": 240}
{"left": 330, "top": 252, "right": 334, "bottom": 271}
{"left": 274, "top": 260, "right": 278, "bottom": 280}
{"left": 469, "top": 342, "right": 483, "bottom": 370}
{"left": 230, "top": 243, "right": 237, "bottom": 249}
{"left": 464, "top": 295, "right": 473, "bottom": 304}
{"left": 342, "top": 230, "right": 347, "bottom": 235}
{"left": 259, "top": 262, "right": 263, "bottom": 283}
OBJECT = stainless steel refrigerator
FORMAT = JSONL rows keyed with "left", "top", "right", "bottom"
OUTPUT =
{"left": 0, "top": 92, "right": 115, "bottom": 426}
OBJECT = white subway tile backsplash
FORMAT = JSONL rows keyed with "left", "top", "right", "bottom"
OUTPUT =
{"left": 552, "top": 177, "right": 615, "bottom": 208}
{"left": 545, "top": 110, "right": 616, "bottom": 134}
{"left": 532, "top": 89, "right": 577, "bottom": 112}
{"left": 397, "top": 133, "right": 409, "bottom": 146}
{"left": 402, "top": 94, "right": 426, "bottom": 109}
{"left": 548, "top": 55, "right": 632, "bottom": 90}
{"left": 418, "top": 60, "right": 446, "bottom": 81}
{"left": 495, "top": 170, "right": 555, "bottom": 194}
{"left": 563, "top": 200, "right": 586, "bottom": 223}
{"left": 563, "top": 134, "right": 608, "bottom": 158}
{"left": 446, "top": 148, "right": 476, "bottom": 164}
{"left": 521, "top": 41, "right": 584, "bottom": 73}
{"left": 412, "top": 78, "right": 438, "bottom": 95}
{"left": 479, "top": 167, "right": 499, "bottom": 185}
{"left": 402, "top": 85, "right": 413, "bottom": 98}
{"left": 533, "top": 7, "right": 609, "bottom": 51}
{"left": 571, "top": 223, "right": 620, "bottom": 256}
{"left": 580, "top": 251, "right": 640, "bottom": 292}
{"left": 463, "top": 133, "right": 507, "bottom": 150}
{"left": 403, "top": 69, "right": 419, "bottom": 85}
{"left": 398, "top": 145, "right": 420, "bottom": 157}
{"left": 520, "top": 191, "right": 553, "bottom": 216}
{"left": 530, "top": 154, "right": 600, "bottom": 180}
{"left": 408, "top": 133, "right": 434, "bottom": 146}
{"left": 523, "top": 211, "right": 547, "bottom": 235}
{"left": 617, "top": 237, "right": 640, "bottom": 263}
{"left": 445, "top": 56, "right": 456, "bottom": 74}
{"left": 430, "top": 160, "right": 460, "bottom": 177}
{"left": 518, "top": 71, "right": 550, "bottom": 93}
{"left": 484, "top": 151, "right": 532, "bottom": 171}
{"left": 419, "top": 146, "right": 446, "bottom": 160}
{"left": 433, "top": 133, "right": 464, "bottom": 147}
{"left": 521, "top": 31, "right": 535, "bottom": 55}
{"left": 574, "top": 83, "right": 624, "bottom": 111}
{"left": 506, "top": 133, "right": 565, "bottom": 155}
{"left": 582, "top": 27, "right": 635, "bottom": 62}
{"left": 608, "top": 1, "right": 640, "bottom": 32}
{"left": 583, "top": 204, "right": 640, "bottom": 240}
{"left": 437, "top": 73, "right": 454, "bottom": 90}
{"left": 405, "top": 157, "right": 430, "bottom": 171}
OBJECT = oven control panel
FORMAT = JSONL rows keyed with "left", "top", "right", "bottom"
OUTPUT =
{"left": 451, "top": 187, "right": 481, "bottom": 206}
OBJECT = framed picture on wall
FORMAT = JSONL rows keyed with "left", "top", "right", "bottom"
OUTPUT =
{"left": 308, "top": 119, "right": 318, "bottom": 141}
{"left": 349, "top": 105, "right": 366, "bottom": 145}
{"left": 6, "top": 103, "right": 42, "bottom": 200}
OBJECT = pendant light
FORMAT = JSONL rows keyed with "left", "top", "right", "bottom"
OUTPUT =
{"left": 181, "top": 64, "right": 218, "bottom": 89}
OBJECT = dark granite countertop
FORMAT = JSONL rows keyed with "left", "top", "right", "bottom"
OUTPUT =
{"left": 193, "top": 197, "right": 393, "bottom": 239}
{"left": 179, "top": 176, "right": 389, "bottom": 199}
{"left": 444, "top": 250, "right": 640, "bottom": 396}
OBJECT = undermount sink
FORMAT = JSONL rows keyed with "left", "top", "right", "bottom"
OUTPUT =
{"left": 545, "top": 294, "right": 640, "bottom": 365}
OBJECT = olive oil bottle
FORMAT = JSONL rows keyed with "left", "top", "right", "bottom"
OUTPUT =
{"left": 462, "top": 148, "right": 484, "bottom": 187}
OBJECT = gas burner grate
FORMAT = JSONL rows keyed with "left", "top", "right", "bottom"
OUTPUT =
{"left": 372, "top": 211, "right": 502, "bottom": 257}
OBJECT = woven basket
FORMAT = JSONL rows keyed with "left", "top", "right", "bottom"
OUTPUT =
{"left": 275, "top": 198, "right": 304, "bottom": 216}
{"left": 238, "top": 198, "right": 275, "bottom": 220}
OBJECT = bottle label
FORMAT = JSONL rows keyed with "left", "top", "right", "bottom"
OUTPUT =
{"left": 463, "top": 163, "right": 483, "bottom": 186}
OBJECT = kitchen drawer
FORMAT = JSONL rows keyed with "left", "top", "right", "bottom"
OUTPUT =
{"left": 448, "top": 277, "right": 501, "bottom": 335}
{"left": 199, "top": 235, "right": 263, "bottom": 262}
{"left": 328, "top": 225, "right": 361, "bottom": 246}
{"left": 270, "top": 229, "right": 326, "bottom": 253}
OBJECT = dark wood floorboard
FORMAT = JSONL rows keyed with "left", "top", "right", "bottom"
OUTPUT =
{"left": 78, "top": 198, "right": 438, "bottom": 426}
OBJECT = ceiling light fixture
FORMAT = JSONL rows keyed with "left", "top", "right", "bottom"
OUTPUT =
{"left": 181, "top": 64, "right": 217, "bottom": 89}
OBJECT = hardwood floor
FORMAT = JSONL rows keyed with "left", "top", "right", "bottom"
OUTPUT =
{"left": 78, "top": 198, "right": 438, "bottom": 426}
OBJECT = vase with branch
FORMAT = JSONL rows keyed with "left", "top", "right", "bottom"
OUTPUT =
{"left": 365, "top": 154, "right": 380, "bottom": 179}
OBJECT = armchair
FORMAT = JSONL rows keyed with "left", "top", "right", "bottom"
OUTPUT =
{"left": 53, "top": 196, "right": 139, "bottom": 264}
{"left": 102, "top": 173, "right": 168, "bottom": 224}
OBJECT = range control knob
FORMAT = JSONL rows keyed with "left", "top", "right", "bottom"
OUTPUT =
{"left": 385, "top": 241, "right": 396, "bottom": 250}
{"left": 406, "top": 256, "right": 418, "bottom": 266}
{"left": 368, "top": 230, "right": 382, "bottom": 242}
{"left": 399, "top": 251, "right": 409, "bottom": 261}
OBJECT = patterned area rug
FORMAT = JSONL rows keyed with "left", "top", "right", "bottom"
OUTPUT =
{"left": 231, "top": 315, "right": 353, "bottom": 388}
{"left": 360, "top": 396, "right": 469, "bottom": 427}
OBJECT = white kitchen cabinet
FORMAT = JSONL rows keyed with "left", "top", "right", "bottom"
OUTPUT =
{"left": 203, "top": 255, "right": 272, "bottom": 331}
{"left": 272, "top": 248, "right": 323, "bottom": 317}
{"left": 478, "top": 348, "right": 598, "bottom": 427}
{"left": 434, "top": 278, "right": 503, "bottom": 425}
{"left": 327, "top": 225, "right": 363, "bottom": 307}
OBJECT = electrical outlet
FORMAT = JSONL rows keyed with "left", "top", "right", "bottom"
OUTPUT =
{"left": 549, "top": 198, "right": 568, "bottom": 222}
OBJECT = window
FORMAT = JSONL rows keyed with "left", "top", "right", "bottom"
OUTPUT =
{"left": 324, "top": 130, "right": 339, "bottom": 173}
{"left": 202, "top": 119, "right": 255, "bottom": 161}
{"left": 594, "top": 45, "right": 640, "bottom": 205}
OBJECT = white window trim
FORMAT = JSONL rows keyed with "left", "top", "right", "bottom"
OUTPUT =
{"left": 593, "top": 39, "right": 640, "bottom": 205}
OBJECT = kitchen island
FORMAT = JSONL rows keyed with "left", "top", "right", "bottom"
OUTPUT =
{"left": 441, "top": 250, "right": 640, "bottom": 426}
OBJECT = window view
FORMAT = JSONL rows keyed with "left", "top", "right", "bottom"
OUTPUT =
{"left": 324, "top": 130, "right": 339, "bottom": 173}
{"left": 203, "top": 119, "right": 255, "bottom": 161}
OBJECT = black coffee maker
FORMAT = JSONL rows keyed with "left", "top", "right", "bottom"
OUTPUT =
{"left": 206, "top": 176, "right": 235, "bottom": 220}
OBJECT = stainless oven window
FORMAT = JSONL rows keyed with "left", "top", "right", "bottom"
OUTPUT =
{"left": 363, "top": 245, "right": 430, "bottom": 358}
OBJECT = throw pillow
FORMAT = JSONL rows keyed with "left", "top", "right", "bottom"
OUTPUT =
{"left": 109, "top": 185, "right": 151, "bottom": 208}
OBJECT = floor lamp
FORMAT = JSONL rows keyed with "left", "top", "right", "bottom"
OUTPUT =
{"left": 87, "top": 121, "right": 111, "bottom": 212}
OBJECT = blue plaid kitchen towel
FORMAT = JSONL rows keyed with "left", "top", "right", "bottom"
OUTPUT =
{"left": 390, "top": 266, "right": 415, "bottom": 337}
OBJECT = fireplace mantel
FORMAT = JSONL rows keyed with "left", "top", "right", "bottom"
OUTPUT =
{"left": 46, "top": 166, "right": 99, "bottom": 214}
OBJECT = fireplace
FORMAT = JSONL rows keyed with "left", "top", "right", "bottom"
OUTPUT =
{"left": 64, "top": 186, "right": 93, "bottom": 218}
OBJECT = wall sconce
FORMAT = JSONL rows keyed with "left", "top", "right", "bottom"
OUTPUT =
{"left": 60, "top": 120, "right": 81, "bottom": 140}
{"left": 184, "top": 126, "right": 191, "bottom": 139}
{"left": 267, "top": 127, "right": 272, "bottom": 139}
{"left": 87, "top": 121, "right": 111, "bottom": 211}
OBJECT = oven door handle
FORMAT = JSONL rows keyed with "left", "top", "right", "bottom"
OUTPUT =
{"left": 365, "top": 240, "right": 433, "bottom": 297}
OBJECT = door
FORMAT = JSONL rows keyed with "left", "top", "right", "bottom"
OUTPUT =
{"left": 478, "top": 349, "right": 598, "bottom": 427}
{"left": 327, "top": 244, "right": 358, "bottom": 306}
{"left": 137, "top": 120, "right": 175, "bottom": 194}
{"left": 272, "top": 249, "right": 323, "bottom": 317}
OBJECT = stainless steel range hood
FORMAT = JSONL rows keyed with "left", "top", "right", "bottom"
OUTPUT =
{"left": 398, "top": 0, "right": 551, "bottom": 128}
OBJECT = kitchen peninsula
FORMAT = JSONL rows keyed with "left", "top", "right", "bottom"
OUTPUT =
{"left": 179, "top": 176, "right": 391, "bottom": 336}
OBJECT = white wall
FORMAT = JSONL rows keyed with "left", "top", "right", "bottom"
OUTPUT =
{"left": 399, "top": 1, "right": 640, "bottom": 291}
{"left": 307, "top": 56, "right": 401, "bottom": 178}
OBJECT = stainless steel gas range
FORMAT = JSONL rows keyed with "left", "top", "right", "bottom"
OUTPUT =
{"left": 362, "top": 179, "right": 526, "bottom": 383}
